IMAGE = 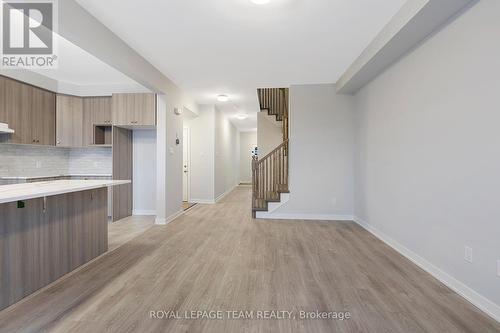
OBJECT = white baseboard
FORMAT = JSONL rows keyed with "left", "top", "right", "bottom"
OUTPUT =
{"left": 190, "top": 198, "right": 215, "bottom": 204}
{"left": 166, "top": 210, "right": 184, "bottom": 223}
{"left": 190, "top": 185, "right": 239, "bottom": 205}
{"left": 256, "top": 212, "right": 354, "bottom": 221}
{"left": 215, "top": 184, "right": 238, "bottom": 203}
{"left": 133, "top": 209, "right": 156, "bottom": 216}
{"left": 353, "top": 216, "right": 500, "bottom": 323}
{"left": 155, "top": 210, "right": 185, "bottom": 225}
{"left": 154, "top": 217, "right": 167, "bottom": 225}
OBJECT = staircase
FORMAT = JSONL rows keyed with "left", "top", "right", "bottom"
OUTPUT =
{"left": 252, "top": 88, "right": 289, "bottom": 217}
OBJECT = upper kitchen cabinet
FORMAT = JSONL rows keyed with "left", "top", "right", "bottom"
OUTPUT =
{"left": 112, "top": 93, "right": 156, "bottom": 127}
{"left": 56, "top": 95, "right": 83, "bottom": 147}
{"left": 0, "top": 76, "right": 55, "bottom": 146}
{"left": 83, "top": 96, "right": 112, "bottom": 146}
{"left": 31, "top": 87, "right": 56, "bottom": 145}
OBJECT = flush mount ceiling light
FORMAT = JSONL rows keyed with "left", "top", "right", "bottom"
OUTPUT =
{"left": 217, "top": 94, "right": 229, "bottom": 102}
{"left": 236, "top": 114, "right": 248, "bottom": 120}
{"left": 250, "top": 0, "right": 270, "bottom": 5}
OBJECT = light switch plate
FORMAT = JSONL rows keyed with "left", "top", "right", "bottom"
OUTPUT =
{"left": 464, "top": 246, "right": 473, "bottom": 263}
{"left": 497, "top": 260, "right": 500, "bottom": 278}
{"left": 35, "top": 161, "right": 42, "bottom": 168}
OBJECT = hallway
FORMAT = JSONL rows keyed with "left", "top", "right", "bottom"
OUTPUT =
{"left": 0, "top": 186, "right": 498, "bottom": 333}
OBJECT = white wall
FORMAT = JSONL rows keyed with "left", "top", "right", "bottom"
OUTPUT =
{"left": 183, "top": 106, "right": 240, "bottom": 202}
{"left": 257, "top": 112, "right": 282, "bottom": 157}
{"left": 133, "top": 130, "right": 157, "bottom": 215}
{"left": 239, "top": 131, "right": 257, "bottom": 183}
{"left": 58, "top": 0, "right": 199, "bottom": 225}
{"left": 355, "top": 0, "right": 500, "bottom": 315}
{"left": 273, "top": 84, "right": 355, "bottom": 218}
{"left": 184, "top": 106, "right": 215, "bottom": 203}
{"left": 214, "top": 107, "right": 240, "bottom": 199}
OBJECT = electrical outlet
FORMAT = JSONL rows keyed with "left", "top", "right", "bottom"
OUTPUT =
{"left": 35, "top": 161, "right": 42, "bottom": 169}
{"left": 331, "top": 197, "right": 337, "bottom": 207}
{"left": 464, "top": 246, "right": 473, "bottom": 263}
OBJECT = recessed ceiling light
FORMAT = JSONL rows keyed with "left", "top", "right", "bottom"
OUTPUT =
{"left": 251, "top": 0, "right": 270, "bottom": 5}
{"left": 217, "top": 94, "right": 229, "bottom": 102}
{"left": 236, "top": 114, "right": 248, "bottom": 120}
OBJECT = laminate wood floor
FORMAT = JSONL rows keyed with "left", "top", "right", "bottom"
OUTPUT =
{"left": 0, "top": 186, "right": 498, "bottom": 333}
{"left": 108, "top": 215, "right": 155, "bottom": 251}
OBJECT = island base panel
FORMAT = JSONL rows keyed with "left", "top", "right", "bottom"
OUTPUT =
{"left": 0, "top": 188, "right": 108, "bottom": 310}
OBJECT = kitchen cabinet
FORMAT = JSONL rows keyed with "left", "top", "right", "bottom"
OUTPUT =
{"left": 83, "top": 96, "right": 112, "bottom": 146}
{"left": 56, "top": 94, "right": 83, "bottom": 147}
{"left": 0, "top": 76, "right": 55, "bottom": 145}
{"left": 112, "top": 93, "right": 156, "bottom": 127}
{"left": 31, "top": 87, "right": 56, "bottom": 145}
{"left": 0, "top": 188, "right": 108, "bottom": 311}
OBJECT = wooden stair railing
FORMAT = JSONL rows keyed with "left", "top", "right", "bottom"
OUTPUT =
{"left": 257, "top": 88, "right": 289, "bottom": 142}
{"left": 254, "top": 87, "right": 290, "bottom": 216}
{"left": 252, "top": 140, "right": 289, "bottom": 215}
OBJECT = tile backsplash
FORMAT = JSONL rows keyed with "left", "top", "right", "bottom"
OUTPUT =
{"left": 0, "top": 144, "right": 112, "bottom": 177}
{"left": 68, "top": 148, "right": 112, "bottom": 174}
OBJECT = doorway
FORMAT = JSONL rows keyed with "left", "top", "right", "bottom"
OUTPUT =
{"left": 182, "top": 127, "right": 196, "bottom": 211}
{"left": 183, "top": 127, "right": 190, "bottom": 202}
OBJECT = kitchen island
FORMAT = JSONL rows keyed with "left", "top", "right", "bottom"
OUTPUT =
{"left": 0, "top": 179, "right": 130, "bottom": 310}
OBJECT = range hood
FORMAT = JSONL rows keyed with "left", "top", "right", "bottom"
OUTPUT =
{"left": 0, "top": 122, "right": 14, "bottom": 134}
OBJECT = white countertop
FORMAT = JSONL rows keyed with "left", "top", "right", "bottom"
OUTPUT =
{"left": 0, "top": 174, "right": 112, "bottom": 180}
{"left": 0, "top": 179, "right": 130, "bottom": 204}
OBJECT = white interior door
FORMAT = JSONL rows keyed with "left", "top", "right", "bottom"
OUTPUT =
{"left": 182, "top": 127, "right": 189, "bottom": 202}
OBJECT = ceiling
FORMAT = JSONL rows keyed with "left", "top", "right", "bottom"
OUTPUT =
{"left": 32, "top": 35, "right": 141, "bottom": 87}
{"left": 77, "top": 0, "right": 406, "bottom": 130}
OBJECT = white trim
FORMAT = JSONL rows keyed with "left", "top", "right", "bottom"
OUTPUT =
{"left": 353, "top": 216, "right": 500, "bottom": 323}
{"left": 154, "top": 217, "right": 167, "bottom": 225}
{"left": 190, "top": 198, "right": 215, "bottom": 204}
{"left": 166, "top": 210, "right": 185, "bottom": 224}
{"left": 132, "top": 209, "right": 156, "bottom": 216}
{"left": 256, "top": 213, "right": 354, "bottom": 221}
{"left": 215, "top": 184, "right": 238, "bottom": 203}
{"left": 155, "top": 209, "right": 185, "bottom": 225}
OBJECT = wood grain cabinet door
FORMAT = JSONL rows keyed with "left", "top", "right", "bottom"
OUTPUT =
{"left": 0, "top": 77, "right": 55, "bottom": 145}
{"left": 83, "top": 96, "right": 112, "bottom": 146}
{"left": 2, "top": 79, "right": 32, "bottom": 144}
{"left": 0, "top": 76, "right": 5, "bottom": 125}
{"left": 92, "top": 97, "right": 112, "bottom": 125}
{"left": 111, "top": 93, "right": 132, "bottom": 126}
{"left": 112, "top": 93, "right": 156, "bottom": 127}
{"left": 134, "top": 93, "right": 156, "bottom": 126}
{"left": 56, "top": 95, "right": 83, "bottom": 147}
{"left": 31, "top": 87, "right": 56, "bottom": 146}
